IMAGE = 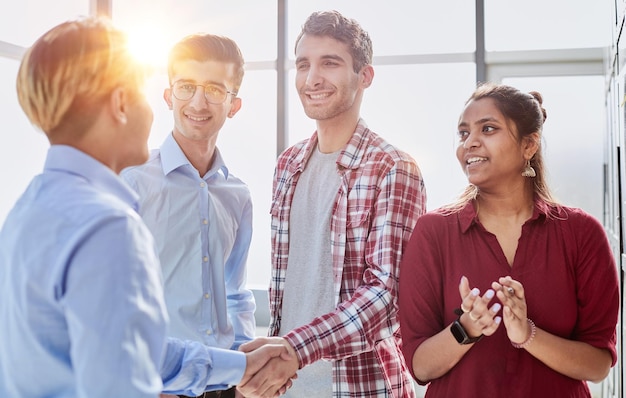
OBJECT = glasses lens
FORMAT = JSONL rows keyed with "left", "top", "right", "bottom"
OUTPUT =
{"left": 204, "top": 85, "right": 227, "bottom": 104}
{"left": 172, "top": 82, "right": 195, "bottom": 101}
{"left": 172, "top": 82, "right": 229, "bottom": 103}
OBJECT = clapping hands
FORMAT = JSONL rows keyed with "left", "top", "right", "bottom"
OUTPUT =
{"left": 459, "top": 275, "right": 530, "bottom": 344}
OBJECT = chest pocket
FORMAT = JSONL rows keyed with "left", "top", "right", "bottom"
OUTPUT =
{"left": 346, "top": 207, "right": 370, "bottom": 228}
{"left": 344, "top": 202, "right": 372, "bottom": 247}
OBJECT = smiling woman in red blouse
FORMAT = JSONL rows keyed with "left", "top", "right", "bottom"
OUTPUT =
{"left": 398, "top": 82, "right": 619, "bottom": 398}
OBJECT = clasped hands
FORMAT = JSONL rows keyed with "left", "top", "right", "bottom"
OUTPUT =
{"left": 236, "top": 337, "right": 299, "bottom": 398}
{"left": 458, "top": 275, "right": 532, "bottom": 345}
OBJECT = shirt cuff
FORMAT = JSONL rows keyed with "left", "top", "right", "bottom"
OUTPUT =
{"left": 207, "top": 348, "right": 247, "bottom": 388}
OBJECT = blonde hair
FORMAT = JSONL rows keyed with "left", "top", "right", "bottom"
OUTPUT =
{"left": 16, "top": 16, "right": 146, "bottom": 137}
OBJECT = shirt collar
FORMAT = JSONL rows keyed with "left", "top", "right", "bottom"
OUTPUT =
{"left": 44, "top": 145, "right": 139, "bottom": 210}
{"left": 289, "top": 118, "right": 370, "bottom": 174}
{"left": 336, "top": 118, "right": 372, "bottom": 170}
{"left": 159, "top": 133, "right": 229, "bottom": 179}
{"left": 458, "top": 196, "right": 549, "bottom": 233}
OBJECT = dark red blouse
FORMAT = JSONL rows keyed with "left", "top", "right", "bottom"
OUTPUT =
{"left": 399, "top": 199, "right": 618, "bottom": 398}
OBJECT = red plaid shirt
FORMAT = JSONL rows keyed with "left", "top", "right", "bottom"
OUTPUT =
{"left": 269, "top": 120, "right": 426, "bottom": 397}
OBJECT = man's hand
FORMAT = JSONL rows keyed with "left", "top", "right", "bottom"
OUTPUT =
{"left": 237, "top": 337, "right": 299, "bottom": 398}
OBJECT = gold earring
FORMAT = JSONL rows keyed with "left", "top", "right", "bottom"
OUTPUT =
{"left": 522, "top": 160, "right": 536, "bottom": 178}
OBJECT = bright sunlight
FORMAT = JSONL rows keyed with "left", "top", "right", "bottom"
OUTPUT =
{"left": 124, "top": 23, "right": 174, "bottom": 71}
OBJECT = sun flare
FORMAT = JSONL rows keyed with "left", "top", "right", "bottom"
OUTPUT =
{"left": 125, "top": 25, "right": 173, "bottom": 71}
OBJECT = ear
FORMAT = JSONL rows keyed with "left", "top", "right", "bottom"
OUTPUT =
{"left": 523, "top": 132, "right": 540, "bottom": 160}
{"left": 110, "top": 86, "right": 128, "bottom": 125}
{"left": 227, "top": 97, "right": 242, "bottom": 118}
{"left": 360, "top": 65, "right": 374, "bottom": 88}
{"left": 163, "top": 87, "right": 173, "bottom": 110}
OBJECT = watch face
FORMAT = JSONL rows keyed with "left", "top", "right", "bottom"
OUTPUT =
{"left": 451, "top": 319, "right": 483, "bottom": 345}
{"left": 451, "top": 319, "right": 469, "bottom": 344}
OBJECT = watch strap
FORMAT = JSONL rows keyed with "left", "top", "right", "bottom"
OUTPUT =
{"left": 451, "top": 317, "right": 483, "bottom": 345}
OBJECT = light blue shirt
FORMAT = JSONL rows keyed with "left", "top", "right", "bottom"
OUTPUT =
{"left": 0, "top": 145, "right": 246, "bottom": 397}
{"left": 121, "top": 134, "right": 256, "bottom": 351}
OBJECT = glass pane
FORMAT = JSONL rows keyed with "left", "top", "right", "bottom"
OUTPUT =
{"left": 216, "top": 70, "right": 277, "bottom": 289}
{"left": 144, "top": 69, "right": 277, "bottom": 288}
{"left": 363, "top": 63, "right": 477, "bottom": 211}
{"left": 112, "top": 0, "right": 277, "bottom": 66}
{"left": 288, "top": 63, "right": 477, "bottom": 212}
{"left": 0, "top": 58, "right": 49, "bottom": 223}
{"left": 486, "top": 0, "right": 612, "bottom": 51}
{"left": 0, "top": 0, "right": 89, "bottom": 47}
{"left": 288, "top": 0, "right": 475, "bottom": 57}
{"left": 503, "top": 75, "right": 605, "bottom": 221}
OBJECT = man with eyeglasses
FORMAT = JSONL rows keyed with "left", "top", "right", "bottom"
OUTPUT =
{"left": 122, "top": 33, "right": 259, "bottom": 398}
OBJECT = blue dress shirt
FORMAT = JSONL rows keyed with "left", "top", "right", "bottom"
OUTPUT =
{"left": 122, "top": 133, "right": 256, "bottom": 354}
{"left": 0, "top": 146, "right": 246, "bottom": 397}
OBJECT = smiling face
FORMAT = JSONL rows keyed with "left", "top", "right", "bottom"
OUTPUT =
{"left": 164, "top": 59, "right": 241, "bottom": 145}
{"left": 456, "top": 97, "right": 533, "bottom": 191}
{"left": 294, "top": 34, "right": 371, "bottom": 125}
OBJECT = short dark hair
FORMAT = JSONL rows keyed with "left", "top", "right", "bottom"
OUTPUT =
{"left": 295, "top": 10, "right": 373, "bottom": 73}
{"left": 167, "top": 33, "right": 245, "bottom": 93}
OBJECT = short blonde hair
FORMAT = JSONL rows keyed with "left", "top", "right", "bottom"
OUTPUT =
{"left": 16, "top": 16, "right": 146, "bottom": 136}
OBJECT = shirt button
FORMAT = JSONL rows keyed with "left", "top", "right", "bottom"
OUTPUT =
{"left": 203, "top": 256, "right": 208, "bottom": 262}
{"left": 206, "top": 329, "right": 212, "bottom": 335}
{"left": 200, "top": 182, "right": 206, "bottom": 188}
{"left": 203, "top": 219, "right": 208, "bottom": 225}
{"left": 204, "top": 293, "right": 210, "bottom": 299}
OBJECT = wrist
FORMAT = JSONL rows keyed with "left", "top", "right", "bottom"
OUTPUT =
{"left": 450, "top": 311, "right": 483, "bottom": 345}
{"left": 511, "top": 318, "right": 536, "bottom": 349}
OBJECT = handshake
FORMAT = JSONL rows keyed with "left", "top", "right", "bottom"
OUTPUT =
{"left": 236, "top": 337, "right": 299, "bottom": 398}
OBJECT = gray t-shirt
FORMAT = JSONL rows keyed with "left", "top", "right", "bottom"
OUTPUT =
{"left": 279, "top": 147, "right": 341, "bottom": 397}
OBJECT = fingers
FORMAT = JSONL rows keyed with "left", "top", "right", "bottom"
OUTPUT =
{"left": 490, "top": 276, "right": 532, "bottom": 344}
{"left": 240, "top": 344, "right": 291, "bottom": 386}
{"left": 459, "top": 275, "right": 471, "bottom": 298}
{"left": 466, "top": 288, "right": 494, "bottom": 321}
{"left": 239, "top": 337, "right": 272, "bottom": 353}
{"left": 277, "top": 378, "right": 295, "bottom": 395}
{"left": 238, "top": 355, "right": 298, "bottom": 398}
{"left": 456, "top": 286, "right": 504, "bottom": 338}
{"left": 493, "top": 276, "right": 524, "bottom": 299}
{"left": 493, "top": 277, "right": 526, "bottom": 315}
{"left": 459, "top": 276, "right": 530, "bottom": 342}
{"left": 480, "top": 302, "right": 502, "bottom": 336}
{"left": 240, "top": 337, "right": 295, "bottom": 362}
{"left": 464, "top": 300, "right": 502, "bottom": 336}
{"left": 238, "top": 339, "right": 299, "bottom": 398}
{"left": 459, "top": 275, "right": 480, "bottom": 314}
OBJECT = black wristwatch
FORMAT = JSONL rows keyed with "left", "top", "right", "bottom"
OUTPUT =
{"left": 450, "top": 317, "right": 483, "bottom": 345}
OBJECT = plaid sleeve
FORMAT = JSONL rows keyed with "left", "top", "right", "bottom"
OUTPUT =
{"left": 284, "top": 156, "right": 426, "bottom": 367}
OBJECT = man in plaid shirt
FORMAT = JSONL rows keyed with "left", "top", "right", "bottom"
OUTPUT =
{"left": 238, "top": 10, "right": 426, "bottom": 398}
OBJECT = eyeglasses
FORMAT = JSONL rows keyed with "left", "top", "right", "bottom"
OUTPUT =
{"left": 171, "top": 80, "right": 236, "bottom": 104}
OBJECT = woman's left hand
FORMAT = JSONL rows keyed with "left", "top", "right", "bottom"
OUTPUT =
{"left": 492, "top": 276, "right": 531, "bottom": 344}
